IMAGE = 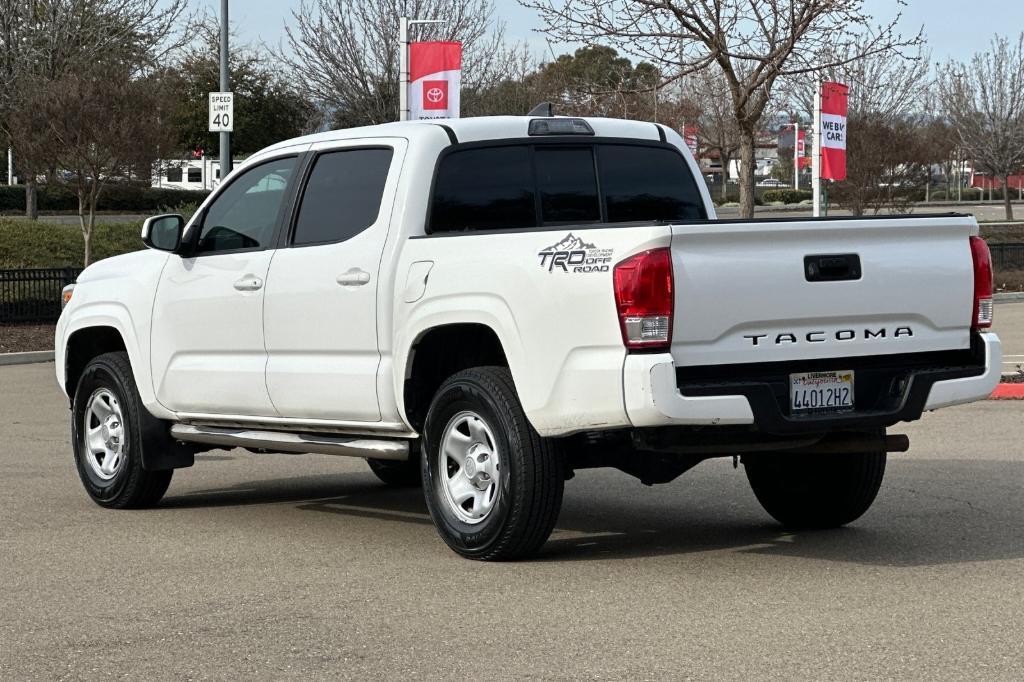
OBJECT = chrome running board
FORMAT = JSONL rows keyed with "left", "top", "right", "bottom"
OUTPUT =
{"left": 169, "top": 424, "right": 408, "bottom": 461}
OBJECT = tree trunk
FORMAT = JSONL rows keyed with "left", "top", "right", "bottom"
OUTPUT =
{"left": 738, "top": 128, "right": 756, "bottom": 218}
{"left": 78, "top": 189, "right": 92, "bottom": 267}
{"left": 1003, "top": 176, "right": 1014, "bottom": 221}
{"left": 720, "top": 152, "right": 731, "bottom": 201}
{"left": 24, "top": 179, "right": 38, "bottom": 220}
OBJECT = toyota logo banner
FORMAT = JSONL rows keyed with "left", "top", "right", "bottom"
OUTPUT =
{"left": 819, "top": 81, "right": 848, "bottom": 182}
{"left": 409, "top": 41, "right": 462, "bottom": 120}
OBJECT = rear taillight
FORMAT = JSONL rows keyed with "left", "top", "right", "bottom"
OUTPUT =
{"left": 970, "top": 236, "right": 993, "bottom": 330}
{"left": 613, "top": 248, "right": 673, "bottom": 350}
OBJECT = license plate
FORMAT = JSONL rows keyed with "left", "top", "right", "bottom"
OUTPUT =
{"left": 790, "top": 370, "right": 854, "bottom": 413}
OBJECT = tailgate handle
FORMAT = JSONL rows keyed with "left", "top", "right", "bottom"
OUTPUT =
{"left": 804, "top": 254, "right": 861, "bottom": 282}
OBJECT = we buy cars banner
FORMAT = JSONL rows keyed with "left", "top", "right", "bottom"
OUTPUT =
{"left": 409, "top": 42, "right": 462, "bottom": 120}
{"left": 819, "top": 81, "right": 848, "bottom": 181}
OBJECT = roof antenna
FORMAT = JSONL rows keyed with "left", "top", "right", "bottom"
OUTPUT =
{"left": 527, "top": 102, "right": 554, "bottom": 117}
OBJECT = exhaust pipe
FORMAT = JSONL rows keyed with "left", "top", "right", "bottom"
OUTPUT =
{"left": 794, "top": 432, "right": 909, "bottom": 455}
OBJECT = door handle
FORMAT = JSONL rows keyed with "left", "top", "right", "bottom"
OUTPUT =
{"left": 233, "top": 275, "right": 264, "bottom": 291}
{"left": 337, "top": 269, "right": 371, "bottom": 286}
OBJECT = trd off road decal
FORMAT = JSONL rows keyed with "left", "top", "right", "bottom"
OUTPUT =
{"left": 538, "top": 233, "right": 613, "bottom": 274}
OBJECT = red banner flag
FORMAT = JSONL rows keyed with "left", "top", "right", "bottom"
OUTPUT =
{"left": 682, "top": 126, "right": 699, "bottom": 156}
{"left": 409, "top": 42, "right": 462, "bottom": 120}
{"left": 820, "top": 82, "right": 848, "bottom": 181}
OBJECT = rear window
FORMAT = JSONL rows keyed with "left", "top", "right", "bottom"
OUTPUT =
{"left": 429, "top": 146, "right": 535, "bottom": 232}
{"left": 429, "top": 142, "right": 705, "bottom": 233}
{"left": 535, "top": 146, "right": 600, "bottom": 224}
{"left": 598, "top": 145, "right": 705, "bottom": 223}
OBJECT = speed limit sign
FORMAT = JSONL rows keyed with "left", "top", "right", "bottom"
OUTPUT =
{"left": 208, "top": 92, "right": 234, "bottom": 132}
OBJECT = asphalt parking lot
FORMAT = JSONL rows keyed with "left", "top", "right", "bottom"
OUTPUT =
{"left": 2, "top": 346, "right": 1023, "bottom": 678}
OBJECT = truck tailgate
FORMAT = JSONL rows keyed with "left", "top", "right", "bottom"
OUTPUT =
{"left": 669, "top": 215, "right": 977, "bottom": 367}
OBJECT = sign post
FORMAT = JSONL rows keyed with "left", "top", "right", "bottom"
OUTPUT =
{"left": 793, "top": 123, "right": 800, "bottom": 190}
{"left": 218, "top": 0, "right": 231, "bottom": 181}
{"left": 813, "top": 81, "right": 848, "bottom": 217}
{"left": 812, "top": 86, "right": 822, "bottom": 216}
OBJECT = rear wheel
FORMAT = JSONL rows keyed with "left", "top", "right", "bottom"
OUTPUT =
{"left": 744, "top": 437, "right": 886, "bottom": 529}
{"left": 72, "top": 352, "right": 173, "bottom": 509}
{"left": 421, "top": 366, "right": 564, "bottom": 561}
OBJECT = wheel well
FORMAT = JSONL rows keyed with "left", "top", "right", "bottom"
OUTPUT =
{"left": 65, "top": 326, "right": 127, "bottom": 402}
{"left": 404, "top": 324, "right": 509, "bottom": 431}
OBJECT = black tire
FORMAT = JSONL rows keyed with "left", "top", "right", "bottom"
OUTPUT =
{"left": 744, "top": 437, "right": 886, "bottom": 529}
{"left": 367, "top": 445, "right": 422, "bottom": 487}
{"left": 71, "top": 351, "right": 173, "bottom": 509}
{"left": 421, "top": 366, "right": 564, "bottom": 561}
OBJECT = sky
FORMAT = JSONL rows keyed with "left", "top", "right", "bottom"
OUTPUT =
{"left": 195, "top": 0, "right": 1024, "bottom": 64}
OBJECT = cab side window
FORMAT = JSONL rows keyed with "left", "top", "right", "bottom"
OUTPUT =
{"left": 291, "top": 148, "right": 394, "bottom": 246}
{"left": 196, "top": 156, "right": 298, "bottom": 254}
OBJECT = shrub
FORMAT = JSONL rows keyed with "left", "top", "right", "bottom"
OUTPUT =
{"left": 0, "top": 184, "right": 209, "bottom": 213}
{"left": 0, "top": 218, "right": 142, "bottom": 268}
{"left": 762, "top": 189, "right": 812, "bottom": 204}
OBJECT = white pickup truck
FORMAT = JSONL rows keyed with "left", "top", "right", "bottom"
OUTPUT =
{"left": 56, "top": 114, "right": 1001, "bottom": 560}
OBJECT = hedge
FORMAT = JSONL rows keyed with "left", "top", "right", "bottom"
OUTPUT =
{"left": 0, "top": 218, "right": 142, "bottom": 268}
{"left": 761, "top": 189, "right": 812, "bottom": 204}
{"left": 0, "top": 184, "right": 209, "bottom": 212}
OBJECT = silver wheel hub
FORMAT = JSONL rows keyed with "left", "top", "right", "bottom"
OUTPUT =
{"left": 438, "top": 411, "right": 501, "bottom": 524}
{"left": 82, "top": 388, "right": 126, "bottom": 481}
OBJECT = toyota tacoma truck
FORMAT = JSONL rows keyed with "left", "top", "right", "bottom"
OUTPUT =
{"left": 55, "top": 114, "right": 1001, "bottom": 560}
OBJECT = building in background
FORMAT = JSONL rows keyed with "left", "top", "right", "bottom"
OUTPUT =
{"left": 152, "top": 156, "right": 243, "bottom": 191}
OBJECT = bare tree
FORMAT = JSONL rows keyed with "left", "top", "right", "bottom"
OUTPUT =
{"left": 0, "top": 0, "right": 190, "bottom": 218}
{"left": 786, "top": 35, "right": 930, "bottom": 124}
{"left": 687, "top": 71, "right": 742, "bottom": 201}
{"left": 9, "top": 67, "right": 174, "bottom": 265}
{"left": 940, "top": 34, "right": 1024, "bottom": 221}
{"left": 827, "top": 115, "right": 929, "bottom": 215}
{"left": 283, "top": 0, "right": 517, "bottom": 127}
{"left": 522, "top": 0, "right": 921, "bottom": 218}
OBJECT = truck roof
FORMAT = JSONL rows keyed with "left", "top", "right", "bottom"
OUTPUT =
{"left": 258, "top": 115, "right": 667, "bottom": 156}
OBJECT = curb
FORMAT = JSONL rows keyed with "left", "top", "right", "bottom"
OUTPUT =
{"left": 990, "top": 383, "right": 1024, "bottom": 400}
{"left": 0, "top": 351, "right": 55, "bottom": 366}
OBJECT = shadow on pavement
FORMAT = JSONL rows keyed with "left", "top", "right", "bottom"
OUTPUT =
{"left": 158, "top": 459, "right": 1023, "bottom": 568}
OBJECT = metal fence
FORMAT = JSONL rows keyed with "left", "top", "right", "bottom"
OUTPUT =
{"left": 0, "top": 268, "right": 82, "bottom": 324}
{"left": 1, "top": 242, "right": 1023, "bottom": 326}
{"left": 988, "top": 243, "right": 1024, "bottom": 272}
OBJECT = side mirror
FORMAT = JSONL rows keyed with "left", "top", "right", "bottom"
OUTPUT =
{"left": 141, "top": 214, "right": 184, "bottom": 252}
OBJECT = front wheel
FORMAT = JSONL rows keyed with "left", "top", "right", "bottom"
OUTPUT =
{"left": 421, "top": 366, "right": 564, "bottom": 561}
{"left": 744, "top": 437, "right": 886, "bottom": 529}
{"left": 72, "top": 352, "right": 173, "bottom": 509}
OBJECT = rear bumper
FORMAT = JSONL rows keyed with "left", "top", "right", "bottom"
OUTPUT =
{"left": 624, "top": 332, "right": 1000, "bottom": 434}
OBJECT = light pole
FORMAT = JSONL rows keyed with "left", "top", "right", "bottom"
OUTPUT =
{"left": 398, "top": 17, "right": 446, "bottom": 122}
{"left": 219, "top": 0, "right": 231, "bottom": 181}
{"left": 790, "top": 122, "right": 800, "bottom": 191}
{"left": 812, "top": 82, "right": 822, "bottom": 217}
